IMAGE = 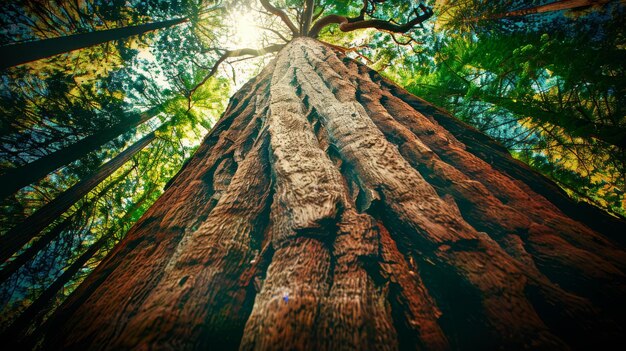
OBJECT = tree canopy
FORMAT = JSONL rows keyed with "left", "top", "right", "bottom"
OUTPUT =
{"left": 0, "top": 0, "right": 624, "bottom": 343}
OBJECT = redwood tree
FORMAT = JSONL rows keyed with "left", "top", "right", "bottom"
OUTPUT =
{"left": 20, "top": 1, "right": 626, "bottom": 350}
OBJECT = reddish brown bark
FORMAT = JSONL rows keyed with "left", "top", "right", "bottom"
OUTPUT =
{"left": 35, "top": 38, "right": 626, "bottom": 350}
{"left": 308, "top": 3, "right": 433, "bottom": 38}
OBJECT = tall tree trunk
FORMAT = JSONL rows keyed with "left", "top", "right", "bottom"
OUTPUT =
{"left": 0, "top": 165, "right": 134, "bottom": 284}
{"left": 37, "top": 38, "right": 626, "bottom": 350}
{"left": 472, "top": 0, "right": 615, "bottom": 21}
{"left": 499, "top": 0, "right": 615, "bottom": 17}
{"left": 0, "top": 130, "right": 155, "bottom": 264}
{"left": 0, "top": 184, "right": 156, "bottom": 343}
{"left": 0, "top": 17, "right": 188, "bottom": 69}
{"left": 0, "top": 105, "right": 160, "bottom": 200}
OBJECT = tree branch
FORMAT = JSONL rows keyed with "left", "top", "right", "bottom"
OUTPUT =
{"left": 321, "top": 41, "right": 373, "bottom": 63}
{"left": 388, "top": 32, "right": 414, "bottom": 46}
{"left": 188, "top": 43, "right": 285, "bottom": 103}
{"left": 352, "top": 0, "right": 371, "bottom": 22}
{"left": 309, "top": 3, "right": 433, "bottom": 38}
{"left": 312, "top": 5, "right": 326, "bottom": 22}
{"left": 257, "top": 25, "right": 290, "bottom": 43}
{"left": 259, "top": 0, "right": 299, "bottom": 36}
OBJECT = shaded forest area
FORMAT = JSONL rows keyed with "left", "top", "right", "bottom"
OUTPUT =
{"left": 0, "top": 0, "right": 625, "bottom": 349}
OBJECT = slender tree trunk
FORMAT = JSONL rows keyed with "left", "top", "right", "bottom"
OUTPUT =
{"left": 0, "top": 17, "right": 188, "bottom": 69}
{"left": 37, "top": 38, "right": 626, "bottom": 350}
{"left": 473, "top": 0, "right": 615, "bottom": 21}
{"left": 0, "top": 131, "right": 155, "bottom": 264}
{"left": 500, "top": 0, "right": 614, "bottom": 17}
{"left": 0, "top": 185, "right": 156, "bottom": 343}
{"left": 2, "top": 233, "right": 111, "bottom": 340}
{"left": 0, "top": 105, "right": 160, "bottom": 200}
{"left": 0, "top": 165, "right": 134, "bottom": 284}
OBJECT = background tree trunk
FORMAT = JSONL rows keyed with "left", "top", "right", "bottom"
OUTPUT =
{"left": 0, "top": 105, "right": 160, "bottom": 200}
{"left": 0, "top": 165, "right": 134, "bottom": 284}
{"left": 0, "top": 17, "right": 188, "bottom": 69}
{"left": 0, "top": 183, "right": 156, "bottom": 342}
{"left": 491, "top": 0, "right": 612, "bottom": 19}
{"left": 35, "top": 38, "right": 626, "bottom": 350}
{"left": 0, "top": 131, "right": 155, "bottom": 264}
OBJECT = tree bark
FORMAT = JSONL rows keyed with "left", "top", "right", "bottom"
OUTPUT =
{"left": 0, "top": 130, "right": 155, "bottom": 264}
{"left": 0, "top": 17, "right": 188, "bottom": 69}
{"left": 37, "top": 38, "right": 626, "bottom": 350}
{"left": 0, "top": 105, "right": 160, "bottom": 200}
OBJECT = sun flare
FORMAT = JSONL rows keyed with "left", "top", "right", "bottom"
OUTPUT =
{"left": 230, "top": 10, "right": 263, "bottom": 49}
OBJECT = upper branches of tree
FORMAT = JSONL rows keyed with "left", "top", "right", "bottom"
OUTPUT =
{"left": 307, "top": 0, "right": 434, "bottom": 37}
{"left": 188, "top": 43, "right": 284, "bottom": 108}
{"left": 202, "top": 0, "right": 434, "bottom": 78}
{"left": 259, "top": 0, "right": 300, "bottom": 36}
{"left": 253, "top": 0, "right": 434, "bottom": 39}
